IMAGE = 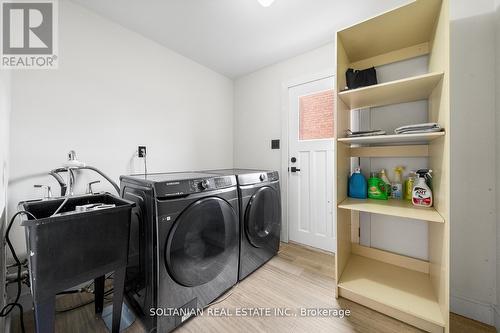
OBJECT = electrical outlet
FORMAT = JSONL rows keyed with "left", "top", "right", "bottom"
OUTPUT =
{"left": 138, "top": 146, "right": 147, "bottom": 157}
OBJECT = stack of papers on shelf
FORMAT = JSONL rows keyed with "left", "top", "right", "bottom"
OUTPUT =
{"left": 395, "top": 123, "right": 442, "bottom": 134}
{"left": 346, "top": 129, "right": 386, "bottom": 137}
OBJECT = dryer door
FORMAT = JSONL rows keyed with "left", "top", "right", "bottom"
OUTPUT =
{"left": 165, "top": 197, "right": 238, "bottom": 287}
{"left": 244, "top": 186, "right": 281, "bottom": 248}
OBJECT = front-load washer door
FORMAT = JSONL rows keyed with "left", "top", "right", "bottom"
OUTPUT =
{"left": 245, "top": 186, "right": 281, "bottom": 248}
{"left": 165, "top": 197, "right": 238, "bottom": 287}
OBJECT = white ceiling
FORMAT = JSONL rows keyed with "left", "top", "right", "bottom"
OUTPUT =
{"left": 71, "top": 0, "right": 410, "bottom": 78}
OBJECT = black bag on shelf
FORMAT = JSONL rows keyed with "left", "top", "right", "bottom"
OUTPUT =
{"left": 345, "top": 67, "right": 378, "bottom": 89}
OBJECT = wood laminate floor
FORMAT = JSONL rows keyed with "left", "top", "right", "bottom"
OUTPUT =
{"left": 14, "top": 242, "right": 496, "bottom": 333}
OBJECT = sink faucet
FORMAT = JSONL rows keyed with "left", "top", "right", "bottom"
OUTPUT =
{"left": 49, "top": 168, "right": 75, "bottom": 196}
{"left": 86, "top": 181, "right": 101, "bottom": 195}
{"left": 34, "top": 185, "right": 52, "bottom": 199}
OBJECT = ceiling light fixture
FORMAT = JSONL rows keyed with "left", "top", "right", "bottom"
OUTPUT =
{"left": 257, "top": 0, "right": 275, "bottom": 7}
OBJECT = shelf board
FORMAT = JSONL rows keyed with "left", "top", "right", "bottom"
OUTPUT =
{"left": 338, "top": 0, "right": 442, "bottom": 63}
{"left": 338, "top": 198, "right": 444, "bottom": 223}
{"left": 338, "top": 255, "right": 445, "bottom": 331}
{"left": 338, "top": 131, "right": 445, "bottom": 145}
{"left": 338, "top": 72, "right": 444, "bottom": 109}
{"left": 349, "top": 145, "right": 429, "bottom": 158}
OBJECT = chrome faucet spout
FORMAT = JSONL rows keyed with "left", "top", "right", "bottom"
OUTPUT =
{"left": 49, "top": 169, "right": 67, "bottom": 196}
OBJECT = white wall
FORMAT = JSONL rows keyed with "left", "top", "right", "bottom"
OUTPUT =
{"left": 450, "top": 0, "right": 498, "bottom": 325}
{"left": 234, "top": 43, "right": 335, "bottom": 171}
{"left": 8, "top": 1, "right": 234, "bottom": 257}
{"left": 0, "top": 69, "right": 11, "bottom": 333}
{"left": 0, "top": 71, "right": 9, "bottom": 217}
{"left": 496, "top": 0, "right": 500, "bottom": 330}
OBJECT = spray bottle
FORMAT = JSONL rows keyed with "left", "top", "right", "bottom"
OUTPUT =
{"left": 391, "top": 166, "right": 404, "bottom": 199}
{"left": 412, "top": 169, "right": 433, "bottom": 207}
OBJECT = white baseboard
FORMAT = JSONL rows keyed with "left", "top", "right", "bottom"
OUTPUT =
{"left": 494, "top": 305, "right": 500, "bottom": 331}
{"left": 451, "top": 294, "right": 495, "bottom": 326}
{"left": 4, "top": 316, "right": 11, "bottom": 333}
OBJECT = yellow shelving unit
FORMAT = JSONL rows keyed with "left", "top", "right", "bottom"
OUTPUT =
{"left": 338, "top": 72, "right": 444, "bottom": 109}
{"left": 338, "top": 255, "right": 446, "bottom": 333}
{"left": 338, "top": 131, "right": 444, "bottom": 145}
{"left": 338, "top": 198, "right": 444, "bottom": 223}
{"left": 334, "top": 1, "right": 450, "bottom": 332}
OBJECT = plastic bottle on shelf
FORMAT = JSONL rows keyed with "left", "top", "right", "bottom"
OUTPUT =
{"left": 390, "top": 166, "right": 404, "bottom": 199}
{"left": 367, "top": 172, "right": 389, "bottom": 200}
{"left": 412, "top": 169, "right": 433, "bottom": 207}
{"left": 404, "top": 171, "right": 417, "bottom": 201}
{"left": 379, "top": 169, "right": 391, "bottom": 196}
{"left": 425, "top": 169, "right": 433, "bottom": 190}
{"left": 348, "top": 167, "right": 367, "bottom": 199}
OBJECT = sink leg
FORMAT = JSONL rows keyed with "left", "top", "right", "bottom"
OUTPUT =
{"left": 112, "top": 267, "right": 126, "bottom": 333}
{"left": 34, "top": 297, "right": 55, "bottom": 333}
{"left": 94, "top": 275, "right": 105, "bottom": 315}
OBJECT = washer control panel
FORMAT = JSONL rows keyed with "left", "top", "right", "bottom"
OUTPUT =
{"left": 266, "top": 171, "right": 279, "bottom": 182}
{"left": 236, "top": 170, "right": 280, "bottom": 186}
{"left": 157, "top": 176, "right": 236, "bottom": 197}
{"left": 188, "top": 178, "right": 215, "bottom": 192}
{"left": 257, "top": 171, "right": 279, "bottom": 182}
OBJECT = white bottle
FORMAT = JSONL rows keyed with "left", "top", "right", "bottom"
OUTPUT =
{"left": 412, "top": 169, "right": 433, "bottom": 207}
{"left": 391, "top": 166, "right": 404, "bottom": 199}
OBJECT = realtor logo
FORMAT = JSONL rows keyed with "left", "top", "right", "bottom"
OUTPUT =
{"left": 1, "top": 0, "right": 58, "bottom": 69}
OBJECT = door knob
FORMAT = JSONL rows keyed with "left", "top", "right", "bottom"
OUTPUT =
{"left": 290, "top": 167, "right": 301, "bottom": 173}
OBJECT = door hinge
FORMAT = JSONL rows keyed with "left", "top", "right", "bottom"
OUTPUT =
{"left": 358, "top": 227, "right": 360, "bottom": 238}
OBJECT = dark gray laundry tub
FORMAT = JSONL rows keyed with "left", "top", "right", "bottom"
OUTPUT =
{"left": 20, "top": 193, "right": 134, "bottom": 333}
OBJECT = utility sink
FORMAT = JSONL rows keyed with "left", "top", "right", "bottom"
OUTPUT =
{"left": 20, "top": 193, "right": 134, "bottom": 302}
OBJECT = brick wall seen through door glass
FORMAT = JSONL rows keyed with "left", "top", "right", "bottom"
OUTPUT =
{"left": 299, "top": 89, "right": 334, "bottom": 140}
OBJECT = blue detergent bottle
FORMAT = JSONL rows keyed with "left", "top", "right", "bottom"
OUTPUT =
{"left": 349, "top": 167, "right": 367, "bottom": 199}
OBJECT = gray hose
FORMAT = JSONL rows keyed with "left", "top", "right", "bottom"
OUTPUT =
{"left": 50, "top": 165, "right": 119, "bottom": 217}
{"left": 49, "top": 168, "right": 77, "bottom": 196}
{"left": 51, "top": 166, "right": 119, "bottom": 195}
{"left": 51, "top": 171, "right": 72, "bottom": 216}
{"left": 48, "top": 170, "right": 67, "bottom": 196}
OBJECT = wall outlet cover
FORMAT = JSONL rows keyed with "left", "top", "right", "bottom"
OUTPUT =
{"left": 138, "top": 146, "right": 146, "bottom": 157}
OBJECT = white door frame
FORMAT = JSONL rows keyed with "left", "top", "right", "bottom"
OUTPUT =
{"left": 280, "top": 68, "right": 336, "bottom": 244}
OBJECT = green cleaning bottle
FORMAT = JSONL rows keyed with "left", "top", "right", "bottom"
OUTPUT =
{"left": 368, "top": 172, "right": 389, "bottom": 200}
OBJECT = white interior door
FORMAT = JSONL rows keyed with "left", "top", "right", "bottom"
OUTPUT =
{"left": 288, "top": 76, "right": 335, "bottom": 252}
